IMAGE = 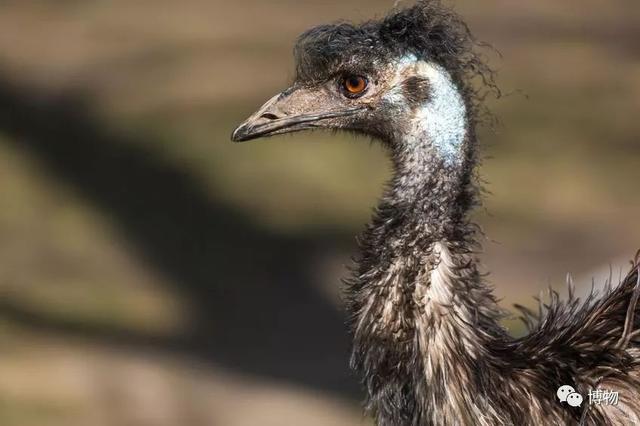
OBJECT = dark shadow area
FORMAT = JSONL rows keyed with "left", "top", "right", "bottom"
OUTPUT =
{"left": 0, "top": 71, "right": 362, "bottom": 400}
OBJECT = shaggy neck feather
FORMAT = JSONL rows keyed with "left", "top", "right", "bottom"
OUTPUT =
{"left": 349, "top": 65, "right": 504, "bottom": 424}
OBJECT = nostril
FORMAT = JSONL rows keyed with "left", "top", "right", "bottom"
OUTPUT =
{"left": 260, "top": 113, "right": 279, "bottom": 120}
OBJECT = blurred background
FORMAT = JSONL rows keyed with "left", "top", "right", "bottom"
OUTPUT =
{"left": 0, "top": 0, "right": 638, "bottom": 425}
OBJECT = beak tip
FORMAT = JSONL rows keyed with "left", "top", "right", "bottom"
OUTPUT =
{"left": 230, "top": 126, "right": 248, "bottom": 143}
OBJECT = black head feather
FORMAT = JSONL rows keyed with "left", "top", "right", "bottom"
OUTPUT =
{"left": 294, "top": 0, "right": 493, "bottom": 94}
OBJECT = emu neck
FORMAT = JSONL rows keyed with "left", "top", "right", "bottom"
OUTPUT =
{"left": 349, "top": 116, "right": 504, "bottom": 424}
{"left": 389, "top": 146, "right": 474, "bottom": 241}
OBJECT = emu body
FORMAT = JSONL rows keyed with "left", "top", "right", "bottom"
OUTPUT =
{"left": 232, "top": 1, "right": 640, "bottom": 424}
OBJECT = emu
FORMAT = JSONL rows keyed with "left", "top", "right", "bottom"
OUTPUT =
{"left": 232, "top": 1, "right": 640, "bottom": 424}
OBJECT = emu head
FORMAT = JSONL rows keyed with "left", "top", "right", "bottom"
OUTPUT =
{"left": 232, "top": 1, "right": 488, "bottom": 167}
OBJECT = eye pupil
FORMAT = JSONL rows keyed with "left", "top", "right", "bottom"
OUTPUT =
{"left": 343, "top": 75, "right": 367, "bottom": 95}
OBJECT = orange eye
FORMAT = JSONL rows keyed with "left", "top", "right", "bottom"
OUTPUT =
{"left": 343, "top": 75, "right": 367, "bottom": 96}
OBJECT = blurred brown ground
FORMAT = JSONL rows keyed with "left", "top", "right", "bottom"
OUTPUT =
{"left": 0, "top": 1, "right": 638, "bottom": 425}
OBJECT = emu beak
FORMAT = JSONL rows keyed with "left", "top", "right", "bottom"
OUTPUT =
{"left": 231, "top": 87, "right": 365, "bottom": 142}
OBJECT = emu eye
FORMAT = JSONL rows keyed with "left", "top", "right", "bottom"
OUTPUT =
{"left": 342, "top": 75, "right": 368, "bottom": 97}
